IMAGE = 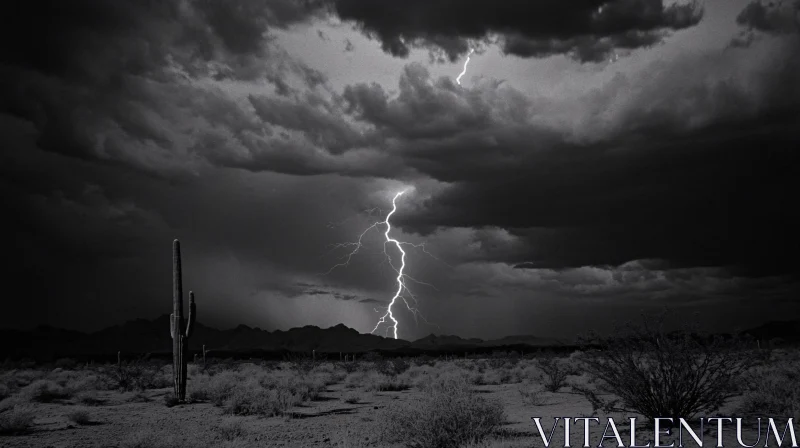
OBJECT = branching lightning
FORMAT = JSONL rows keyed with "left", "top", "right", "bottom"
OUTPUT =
{"left": 323, "top": 189, "right": 442, "bottom": 339}
{"left": 456, "top": 48, "right": 475, "bottom": 86}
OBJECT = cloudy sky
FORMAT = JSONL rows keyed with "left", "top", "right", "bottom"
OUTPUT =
{"left": 1, "top": 0, "right": 798, "bottom": 340}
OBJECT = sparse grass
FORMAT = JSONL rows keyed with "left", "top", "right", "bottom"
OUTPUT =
{"left": 128, "top": 391, "right": 151, "bottom": 403}
{"left": 213, "top": 418, "right": 248, "bottom": 442}
{"left": 519, "top": 383, "right": 547, "bottom": 406}
{"left": 66, "top": 407, "right": 92, "bottom": 425}
{"left": 737, "top": 358, "right": 800, "bottom": 420}
{"left": 121, "top": 430, "right": 189, "bottom": 448}
{"left": 0, "top": 405, "right": 36, "bottom": 435}
{"left": 381, "top": 374, "right": 506, "bottom": 448}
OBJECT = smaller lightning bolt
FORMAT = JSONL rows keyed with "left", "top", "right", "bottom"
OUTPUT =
{"left": 456, "top": 48, "right": 475, "bottom": 86}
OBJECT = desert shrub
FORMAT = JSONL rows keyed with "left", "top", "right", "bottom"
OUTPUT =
{"left": 362, "top": 352, "right": 383, "bottom": 362}
{"left": 21, "top": 379, "right": 72, "bottom": 402}
{"left": 75, "top": 391, "right": 105, "bottom": 405}
{"left": 475, "top": 366, "right": 522, "bottom": 386}
{"left": 189, "top": 371, "right": 239, "bottom": 404}
{"left": 576, "top": 319, "right": 762, "bottom": 424}
{"left": 363, "top": 373, "right": 411, "bottom": 392}
{"left": 340, "top": 360, "right": 360, "bottom": 374}
{"left": 737, "top": 360, "right": 800, "bottom": 420}
{"left": 214, "top": 418, "right": 248, "bottom": 442}
{"left": 0, "top": 405, "right": 35, "bottom": 435}
{"left": 66, "top": 407, "right": 92, "bottom": 425}
{"left": 59, "top": 371, "right": 105, "bottom": 394}
{"left": 127, "top": 391, "right": 151, "bottom": 403}
{"left": 344, "top": 370, "right": 370, "bottom": 389}
{"left": 519, "top": 383, "right": 547, "bottom": 406}
{"left": 163, "top": 392, "right": 180, "bottom": 407}
{"left": 223, "top": 386, "right": 294, "bottom": 416}
{"left": 104, "top": 361, "right": 170, "bottom": 391}
{"left": 284, "top": 353, "right": 317, "bottom": 375}
{"left": 381, "top": 374, "right": 506, "bottom": 448}
{"left": 486, "top": 353, "right": 507, "bottom": 370}
{"left": 191, "top": 368, "right": 326, "bottom": 417}
{"left": 344, "top": 392, "right": 361, "bottom": 404}
{"left": 0, "top": 369, "right": 46, "bottom": 398}
{"left": 377, "top": 358, "right": 411, "bottom": 376}
{"left": 537, "top": 356, "right": 568, "bottom": 392}
{"left": 411, "top": 366, "right": 473, "bottom": 391}
{"left": 413, "top": 355, "right": 436, "bottom": 367}
{"left": 0, "top": 359, "right": 36, "bottom": 370}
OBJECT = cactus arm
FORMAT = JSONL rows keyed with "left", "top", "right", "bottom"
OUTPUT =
{"left": 170, "top": 313, "right": 175, "bottom": 339}
{"left": 185, "top": 291, "right": 196, "bottom": 338}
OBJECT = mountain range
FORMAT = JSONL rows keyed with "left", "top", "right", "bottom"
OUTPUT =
{"left": 1, "top": 316, "right": 796, "bottom": 362}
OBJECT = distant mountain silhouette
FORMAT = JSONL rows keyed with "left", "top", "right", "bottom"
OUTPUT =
{"left": 740, "top": 320, "right": 800, "bottom": 344}
{"left": 0, "top": 317, "right": 795, "bottom": 361}
{"left": 0, "top": 315, "right": 564, "bottom": 361}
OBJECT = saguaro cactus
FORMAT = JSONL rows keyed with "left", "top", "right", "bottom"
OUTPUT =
{"left": 170, "top": 239, "right": 196, "bottom": 402}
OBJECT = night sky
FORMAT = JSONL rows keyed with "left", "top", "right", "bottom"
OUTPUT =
{"left": 1, "top": 0, "right": 798, "bottom": 340}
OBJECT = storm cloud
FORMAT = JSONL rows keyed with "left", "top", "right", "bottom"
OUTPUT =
{"left": 0, "top": 0, "right": 797, "bottom": 339}
{"left": 326, "top": 0, "right": 704, "bottom": 62}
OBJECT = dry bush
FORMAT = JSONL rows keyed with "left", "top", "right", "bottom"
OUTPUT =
{"left": 536, "top": 356, "right": 569, "bottom": 392}
{"left": 163, "top": 392, "right": 180, "bottom": 407}
{"left": 20, "top": 379, "right": 72, "bottom": 403}
{"left": 413, "top": 355, "right": 437, "bottom": 367}
{"left": 127, "top": 391, "right": 151, "bottom": 403}
{"left": 381, "top": 374, "right": 506, "bottom": 448}
{"left": 343, "top": 392, "right": 361, "bottom": 404}
{"left": 737, "top": 356, "right": 800, "bottom": 420}
{"left": 473, "top": 366, "right": 526, "bottom": 386}
{"left": 66, "top": 407, "right": 92, "bottom": 425}
{"left": 75, "top": 390, "right": 105, "bottom": 406}
{"left": 0, "top": 369, "right": 46, "bottom": 399}
{"left": 377, "top": 358, "right": 411, "bottom": 376}
{"left": 189, "top": 366, "right": 328, "bottom": 417}
{"left": 340, "top": 360, "right": 361, "bottom": 374}
{"left": 213, "top": 418, "right": 248, "bottom": 442}
{"left": 410, "top": 365, "right": 475, "bottom": 391}
{"left": 102, "top": 361, "right": 170, "bottom": 392}
{"left": 363, "top": 372, "right": 411, "bottom": 392}
{"left": 519, "top": 383, "right": 547, "bottom": 406}
{"left": 0, "top": 404, "right": 35, "bottom": 435}
{"left": 576, "top": 319, "right": 762, "bottom": 423}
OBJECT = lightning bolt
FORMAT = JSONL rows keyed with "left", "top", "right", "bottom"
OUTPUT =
{"left": 323, "top": 189, "right": 442, "bottom": 339}
{"left": 456, "top": 48, "right": 475, "bottom": 86}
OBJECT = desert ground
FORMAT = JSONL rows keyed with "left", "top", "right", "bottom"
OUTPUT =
{"left": 0, "top": 347, "right": 798, "bottom": 448}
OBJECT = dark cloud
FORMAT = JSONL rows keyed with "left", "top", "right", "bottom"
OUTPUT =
{"left": 0, "top": 0, "right": 350, "bottom": 177}
{"left": 325, "top": 0, "right": 703, "bottom": 62}
{"left": 336, "top": 34, "right": 800, "bottom": 277}
{"left": 736, "top": 0, "right": 800, "bottom": 33}
{"left": 1, "top": 0, "right": 798, "bottom": 337}
{"left": 730, "top": 0, "right": 800, "bottom": 47}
